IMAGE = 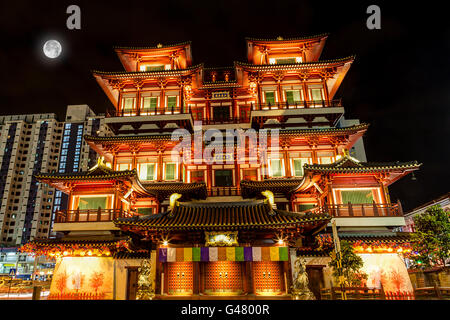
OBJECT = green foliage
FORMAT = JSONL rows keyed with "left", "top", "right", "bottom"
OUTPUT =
{"left": 329, "top": 240, "right": 368, "bottom": 286}
{"left": 409, "top": 205, "right": 450, "bottom": 269}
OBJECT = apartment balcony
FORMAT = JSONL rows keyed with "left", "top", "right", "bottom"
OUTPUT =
{"left": 250, "top": 99, "right": 344, "bottom": 129}
{"left": 55, "top": 209, "right": 140, "bottom": 223}
{"left": 104, "top": 107, "right": 194, "bottom": 134}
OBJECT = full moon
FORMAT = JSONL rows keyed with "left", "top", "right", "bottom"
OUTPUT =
{"left": 43, "top": 40, "right": 62, "bottom": 59}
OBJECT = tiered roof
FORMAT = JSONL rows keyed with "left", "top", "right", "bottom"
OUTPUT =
{"left": 115, "top": 200, "right": 330, "bottom": 232}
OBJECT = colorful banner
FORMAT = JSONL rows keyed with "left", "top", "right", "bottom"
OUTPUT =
{"left": 159, "top": 247, "right": 289, "bottom": 262}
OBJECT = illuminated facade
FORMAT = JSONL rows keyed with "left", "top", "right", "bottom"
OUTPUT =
{"left": 21, "top": 35, "right": 420, "bottom": 299}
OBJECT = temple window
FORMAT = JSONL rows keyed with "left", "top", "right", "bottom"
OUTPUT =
{"left": 285, "top": 90, "right": 303, "bottom": 105}
{"left": 164, "top": 163, "right": 177, "bottom": 181}
{"left": 72, "top": 195, "right": 113, "bottom": 210}
{"left": 317, "top": 151, "right": 335, "bottom": 164}
{"left": 141, "top": 65, "right": 165, "bottom": 71}
{"left": 333, "top": 187, "right": 383, "bottom": 205}
{"left": 190, "top": 170, "right": 205, "bottom": 183}
{"left": 138, "top": 163, "right": 157, "bottom": 181}
{"left": 239, "top": 106, "right": 250, "bottom": 120}
{"left": 308, "top": 87, "right": 324, "bottom": 106}
{"left": 141, "top": 96, "right": 158, "bottom": 114}
{"left": 117, "top": 163, "right": 131, "bottom": 171}
{"left": 166, "top": 96, "right": 179, "bottom": 112}
{"left": 297, "top": 203, "right": 316, "bottom": 212}
{"left": 136, "top": 207, "right": 153, "bottom": 215}
{"left": 264, "top": 91, "right": 276, "bottom": 105}
{"left": 242, "top": 168, "right": 258, "bottom": 180}
{"left": 291, "top": 156, "right": 312, "bottom": 176}
{"left": 214, "top": 169, "right": 233, "bottom": 187}
{"left": 213, "top": 106, "right": 230, "bottom": 121}
{"left": 275, "top": 57, "right": 297, "bottom": 64}
{"left": 122, "top": 96, "right": 136, "bottom": 115}
{"left": 193, "top": 108, "right": 203, "bottom": 120}
{"left": 269, "top": 159, "right": 284, "bottom": 177}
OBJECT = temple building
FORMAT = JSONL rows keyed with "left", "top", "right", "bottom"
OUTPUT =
{"left": 20, "top": 35, "right": 420, "bottom": 299}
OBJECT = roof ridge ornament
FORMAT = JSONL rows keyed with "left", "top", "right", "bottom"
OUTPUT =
{"left": 168, "top": 193, "right": 182, "bottom": 217}
{"left": 88, "top": 156, "right": 112, "bottom": 173}
{"left": 335, "top": 149, "right": 362, "bottom": 167}
{"left": 262, "top": 190, "right": 277, "bottom": 215}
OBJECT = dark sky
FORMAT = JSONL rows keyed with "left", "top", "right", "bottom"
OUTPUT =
{"left": 0, "top": 0, "right": 449, "bottom": 211}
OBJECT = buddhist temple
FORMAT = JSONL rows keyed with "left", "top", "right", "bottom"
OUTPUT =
{"left": 20, "top": 34, "right": 421, "bottom": 300}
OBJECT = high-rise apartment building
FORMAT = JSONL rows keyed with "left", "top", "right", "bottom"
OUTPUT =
{"left": 0, "top": 105, "right": 110, "bottom": 277}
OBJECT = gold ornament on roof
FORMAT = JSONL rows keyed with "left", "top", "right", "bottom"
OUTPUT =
{"left": 157, "top": 43, "right": 163, "bottom": 48}
{"left": 277, "top": 36, "right": 284, "bottom": 40}
{"left": 88, "top": 156, "right": 111, "bottom": 172}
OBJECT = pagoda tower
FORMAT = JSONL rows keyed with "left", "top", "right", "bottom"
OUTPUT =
{"left": 21, "top": 35, "right": 420, "bottom": 299}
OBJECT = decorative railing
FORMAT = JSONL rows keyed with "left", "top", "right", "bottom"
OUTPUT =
{"left": 47, "top": 292, "right": 107, "bottom": 300}
{"left": 202, "top": 117, "right": 251, "bottom": 125}
{"left": 208, "top": 187, "right": 240, "bottom": 197}
{"left": 106, "top": 106, "right": 191, "bottom": 117}
{"left": 251, "top": 99, "right": 342, "bottom": 111}
{"left": 318, "top": 203, "right": 403, "bottom": 217}
{"left": 55, "top": 209, "right": 140, "bottom": 223}
{"left": 321, "top": 287, "right": 415, "bottom": 300}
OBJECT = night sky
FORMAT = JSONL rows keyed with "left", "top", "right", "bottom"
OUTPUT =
{"left": 1, "top": 1, "right": 449, "bottom": 212}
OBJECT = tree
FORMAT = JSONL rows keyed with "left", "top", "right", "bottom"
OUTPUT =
{"left": 329, "top": 240, "right": 368, "bottom": 286}
{"left": 55, "top": 271, "right": 69, "bottom": 295}
{"left": 89, "top": 272, "right": 104, "bottom": 294}
{"left": 409, "top": 205, "right": 450, "bottom": 269}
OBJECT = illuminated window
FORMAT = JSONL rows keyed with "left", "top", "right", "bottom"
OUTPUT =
{"left": 122, "top": 97, "right": 135, "bottom": 111}
{"left": 136, "top": 207, "right": 153, "bottom": 215}
{"left": 285, "top": 90, "right": 302, "bottom": 104}
{"left": 138, "top": 163, "right": 156, "bottom": 181}
{"left": 117, "top": 163, "right": 131, "bottom": 171}
{"left": 276, "top": 58, "right": 296, "bottom": 64}
{"left": 144, "top": 65, "right": 164, "bottom": 71}
{"left": 264, "top": 91, "right": 275, "bottom": 105}
{"left": 190, "top": 170, "right": 205, "bottom": 183}
{"left": 310, "top": 88, "right": 323, "bottom": 102}
{"left": 164, "top": 163, "right": 177, "bottom": 181}
{"left": 78, "top": 196, "right": 107, "bottom": 210}
{"left": 243, "top": 169, "right": 258, "bottom": 180}
{"left": 340, "top": 190, "right": 374, "bottom": 204}
{"left": 292, "top": 158, "right": 310, "bottom": 176}
{"left": 167, "top": 96, "right": 177, "bottom": 109}
{"left": 269, "top": 159, "right": 283, "bottom": 177}
{"left": 297, "top": 204, "right": 315, "bottom": 212}
{"left": 317, "top": 152, "right": 334, "bottom": 164}
{"left": 142, "top": 97, "right": 158, "bottom": 113}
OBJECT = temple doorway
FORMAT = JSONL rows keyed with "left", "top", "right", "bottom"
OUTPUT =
{"left": 306, "top": 265, "right": 325, "bottom": 299}
{"left": 203, "top": 261, "right": 244, "bottom": 295}
{"left": 167, "top": 262, "right": 194, "bottom": 295}
{"left": 253, "top": 261, "right": 284, "bottom": 295}
{"left": 126, "top": 267, "right": 139, "bottom": 300}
